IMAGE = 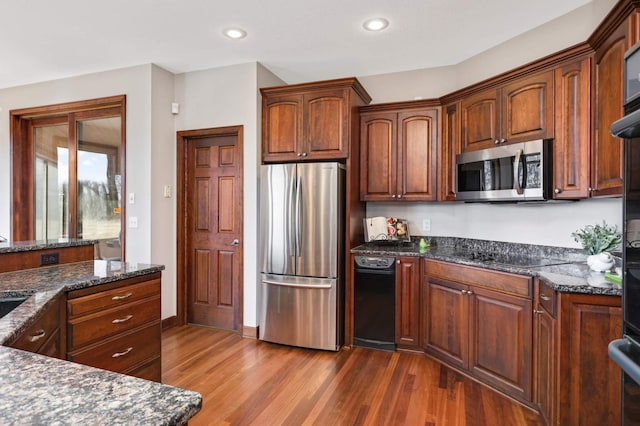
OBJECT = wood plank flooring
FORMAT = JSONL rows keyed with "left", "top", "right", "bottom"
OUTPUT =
{"left": 162, "top": 325, "right": 543, "bottom": 426}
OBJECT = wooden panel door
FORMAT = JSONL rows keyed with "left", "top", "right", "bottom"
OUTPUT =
{"left": 360, "top": 112, "right": 397, "bottom": 201}
{"left": 592, "top": 22, "right": 626, "bottom": 197}
{"left": 398, "top": 109, "right": 438, "bottom": 201}
{"left": 395, "top": 257, "right": 420, "bottom": 348}
{"left": 262, "top": 95, "right": 302, "bottom": 162}
{"left": 461, "top": 88, "right": 499, "bottom": 152}
{"left": 304, "top": 89, "right": 348, "bottom": 159}
{"left": 440, "top": 102, "right": 460, "bottom": 201}
{"left": 186, "top": 132, "right": 243, "bottom": 331}
{"left": 553, "top": 56, "right": 591, "bottom": 199}
{"left": 501, "top": 70, "right": 554, "bottom": 144}
{"left": 469, "top": 287, "right": 532, "bottom": 401}
{"left": 423, "top": 277, "right": 468, "bottom": 370}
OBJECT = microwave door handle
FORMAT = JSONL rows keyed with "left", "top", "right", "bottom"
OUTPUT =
{"left": 514, "top": 149, "right": 524, "bottom": 195}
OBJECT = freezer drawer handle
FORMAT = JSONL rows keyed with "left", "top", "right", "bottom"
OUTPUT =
{"left": 263, "top": 279, "right": 332, "bottom": 289}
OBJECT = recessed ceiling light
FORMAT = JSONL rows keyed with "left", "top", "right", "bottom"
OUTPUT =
{"left": 223, "top": 28, "right": 247, "bottom": 40}
{"left": 363, "top": 18, "right": 389, "bottom": 32}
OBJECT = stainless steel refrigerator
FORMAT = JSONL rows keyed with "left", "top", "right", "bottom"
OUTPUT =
{"left": 259, "top": 162, "right": 345, "bottom": 351}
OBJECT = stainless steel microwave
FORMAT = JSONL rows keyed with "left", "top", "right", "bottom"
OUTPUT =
{"left": 455, "top": 139, "right": 552, "bottom": 202}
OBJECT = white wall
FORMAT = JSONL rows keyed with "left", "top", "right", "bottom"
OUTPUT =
{"left": 367, "top": 199, "right": 622, "bottom": 249}
{"left": 0, "top": 65, "right": 154, "bottom": 262}
{"left": 150, "top": 65, "right": 178, "bottom": 319}
{"left": 174, "top": 62, "right": 281, "bottom": 327}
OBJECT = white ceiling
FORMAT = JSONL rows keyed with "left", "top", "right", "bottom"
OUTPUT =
{"left": 0, "top": 0, "right": 592, "bottom": 90}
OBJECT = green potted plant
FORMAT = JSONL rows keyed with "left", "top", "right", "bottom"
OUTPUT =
{"left": 571, "top": 221, "right": 622, "bottom": 272}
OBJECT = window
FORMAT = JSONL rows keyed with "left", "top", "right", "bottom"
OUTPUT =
{"left": 11, "top": 95, "right": 126, "bottom": 260}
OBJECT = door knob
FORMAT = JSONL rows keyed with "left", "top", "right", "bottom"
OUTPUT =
{"left": 229, "top": 239, "right": 239, "bottom": 246}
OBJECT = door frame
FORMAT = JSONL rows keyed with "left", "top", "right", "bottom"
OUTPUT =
{"left": 176, "top": 125, "right": 244, "bottom": 332}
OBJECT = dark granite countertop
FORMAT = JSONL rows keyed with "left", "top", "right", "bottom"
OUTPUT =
{"left": 0, "top": 260, "right": 202, "bottom": 425}
{"left": 0, "top": 238, "right": 97, "bottom": 254}
{"left": 351, "top": 237, "right": 622, "bottom": 297}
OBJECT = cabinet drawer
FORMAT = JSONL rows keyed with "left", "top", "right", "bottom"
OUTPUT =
{"left": 424, "top": 259, "right": 532, "bottom": 297}
{"left": 68, "top": 322, "right": 161, "bottom": 373}
{"left": 538, "top": 280, "right": 557, "bottom": 318}
{"left": 10, "top": 299, "right": 60, "bottom": 353}
{"left": 68, "top": 296, "right": 160, "bottom": 350}
{"left": 67, "top": 278, "right": 160, "bottom": 317}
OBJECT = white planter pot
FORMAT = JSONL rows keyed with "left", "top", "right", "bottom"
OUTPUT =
{"left": 587, "top": 252, "right": 615, "bottom": 272}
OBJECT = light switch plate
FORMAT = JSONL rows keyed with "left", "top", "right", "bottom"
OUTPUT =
{"left": 128, "top": 216, "right": 138, "bottom": 228}
{"left": 128, "top": 192, "right": 135, "bottom": 204}
{"left": 163, "top": 185, "right": 171, "bottom": 198}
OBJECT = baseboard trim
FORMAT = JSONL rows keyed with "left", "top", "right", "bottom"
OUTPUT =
{"left": 242, "top": 325, "right": 258, "bottom": 339}
{"left": 162, "top": 316, "right": 178, "bottom": 331}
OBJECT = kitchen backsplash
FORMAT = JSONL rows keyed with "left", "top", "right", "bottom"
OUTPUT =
{"left": 366, "top": 197, "right": 622, "bottom": 249}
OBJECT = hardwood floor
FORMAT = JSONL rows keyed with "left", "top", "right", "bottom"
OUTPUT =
{"left": 162, "top": 325, "right": 543, "bottom": 425}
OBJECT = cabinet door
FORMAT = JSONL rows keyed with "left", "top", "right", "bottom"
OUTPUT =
{"left": 592, "top": 23, "right": 626, "bottom": 197}
{"left": 262, "top": 94, "right": 303, "bottom": 162}
{"left": 461, "top": 88, "right": 499, "bottom": 152}
{"left": 396, "top": 257, "right": 420, "bottom": 348}
{"left": 553, "top": 57, "right": 591, "bottom": 199}
{"left": 360, "top": 112, "right": 397, "bottom": 201}
{"left": 468, "top": 287, "right": 532, "bottom": 401}
{"left": 398, "top": 109, "right": 438, "bottom": 201}
{"left": 501, "top": 71, "right": 554, "bottom": 144}
{"left": 440, "top": 102, "right": 460, "bottom": 201}
{"left": 559, "top": 295, "right": 622, "bottom": 426}
{"left": 303, "top": 89, "right": 348, "bottom": 159}
{"left": 534, "top": 306, "right": 556, "bottom": 425}
{"left": 423, "top": 277, "right": 468, "bottom": 370}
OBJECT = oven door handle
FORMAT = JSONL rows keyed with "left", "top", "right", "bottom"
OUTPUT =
{"left": 609, "top": 338, "right": 640, "bottom": 385}
{"left": 354, "top": 267, "right": 395, "bottom": 275}
{"left": 514, "top": 148, "right": 524, "bottom": 195}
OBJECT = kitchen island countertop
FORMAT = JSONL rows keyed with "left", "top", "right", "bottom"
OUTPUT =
{"left": 0, "top": 260, "right": 202, "bottom": 425}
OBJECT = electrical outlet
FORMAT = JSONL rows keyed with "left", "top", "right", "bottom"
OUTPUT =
{"left": 128, "top": 216, "right": 138, "bottom": 228}
{"left": 422, "top": 219, "right": 431, "bottom": 233}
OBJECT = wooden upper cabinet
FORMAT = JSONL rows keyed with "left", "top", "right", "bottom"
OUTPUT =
{"left": 261, "top": 78, "right": 371, "bottom": 163}
{"left": 461, "top": 88, "right": 499, "bottom": 151}
{"left": 263, "top": 95, "right": 302, "bottom": 160}
{"left": 440, "top": 102, "right": 461, "bottom": 201}
{"left": 360, "top": 103, "right": 439, "bottom": 201}
{"left": 461, "top": 71, "right": 554, "bottom": 152}
{"left": 553, "top": 56, "right": 592, "bottom": 199}
{"left": 592, "top": 21, "right": 627, "bottom": 197}
{"left": 360, "top": 112, "right": 396, "bottom": 201}
{"left": 501, "top": 71, "right": 554, "bottom": 143}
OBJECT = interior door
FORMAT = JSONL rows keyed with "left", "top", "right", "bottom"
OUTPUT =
{"left": 184, "top": 131, "right": 243, "bottom": 331}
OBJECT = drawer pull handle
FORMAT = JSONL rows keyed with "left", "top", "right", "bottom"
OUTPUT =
{"left": 112, "top": 292, "right": 133, "bottom": 301}
{"left": 112, "top": 315, "right": 133, "bottom": 324}
{"left": 112, "top": 347, "right": 133, "bottom": 358}
{"left": 29, "top": 329, "right": 46, "bottom": 343}
{"left": 540, "top": 294, "right": 551, "bottom": 301}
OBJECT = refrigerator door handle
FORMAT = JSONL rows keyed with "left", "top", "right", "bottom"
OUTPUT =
{"left": 295, "top": 175, "right": 302, "bottom": 257}
{"left": 263, "top": 279, "right": 333, "bottom": 290}
{"left": 287, "top": 171, "right": 297, "bottom": 257}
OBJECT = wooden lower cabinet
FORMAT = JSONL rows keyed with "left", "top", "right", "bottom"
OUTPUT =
{"left": 533, "top": 279, "right": 622, "bottom": 425}
{"left": 423, "top": 259, "right": 533, "bottom": 402}
{"left": 558, "top": 292, "right": 622, "bottom": 425}
{"left": 395, "top": 257, "right": 421, "bottom": 349}
{"left": 8, "top": 295, "right": 64, "bottom": 359}
{"left": 67, "top": 272, "right": 162, "bottom": 382}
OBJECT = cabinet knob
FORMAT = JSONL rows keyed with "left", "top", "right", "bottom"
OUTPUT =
{"left": 554, "top": 188, "right": 561, "bottom": 194}
{"left": 396, "top": 260, "right": 400, "bottom": 265}
{"left": 302, "top": 152, "right": 308, "bottom": 157}
{"left": 533, "top": 309, "right": 544, "bottom": 315}
{"left": 495, "top": 140, "right": 500, "bottom": 145}
{"left": 467, "top": 290, "right": 473, "bottom": 295}
{"left": 297, "top": 153, "right": 302, "bottom": 157}
{"left": 397, "top": 194, "right": 402, "bottom": 199}
{"left": 500, "top": 138, "right": 506, "bottom": 144}
{"left": 391, "top": 194, "right": 396, "bottom": 198}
